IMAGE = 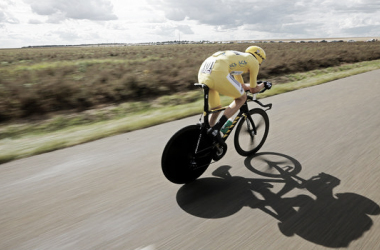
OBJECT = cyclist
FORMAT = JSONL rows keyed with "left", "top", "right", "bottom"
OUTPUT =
{"left": 198, "top": 46, "right": 272, "bottom": 145}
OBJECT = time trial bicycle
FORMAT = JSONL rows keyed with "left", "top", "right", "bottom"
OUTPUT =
{"left": 161, "top": 83, "right": 272, "bottom": 184}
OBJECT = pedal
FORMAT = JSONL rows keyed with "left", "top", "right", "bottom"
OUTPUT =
{"left": 212, "top": 143, "right": 227, "bottom": 161}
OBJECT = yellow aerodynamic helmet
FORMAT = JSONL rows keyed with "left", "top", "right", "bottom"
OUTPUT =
{"left": 245, "top": 46, "right": 266, "bottom": 65}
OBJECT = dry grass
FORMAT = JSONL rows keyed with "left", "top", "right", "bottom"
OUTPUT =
{"left": 1, "top": 42, "right": 380, "bottom": 122}
{"left": 1, "top": 58, "right": 380, "bottom": 164}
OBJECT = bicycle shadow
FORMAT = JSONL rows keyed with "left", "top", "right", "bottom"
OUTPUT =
{"left": 176, "top": 152, "right": 380, "bottom": 248}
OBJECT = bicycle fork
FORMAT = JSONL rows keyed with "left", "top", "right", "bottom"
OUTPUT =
{"left": 221, "top": 109, "right": 257, "bottom": 141}
{"left": 246, "top": 113, "right": 257, "bottom": 141}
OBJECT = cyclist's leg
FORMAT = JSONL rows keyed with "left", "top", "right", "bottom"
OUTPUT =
{"left": 199, "top": 71, "right": 221, "bottom": 127}
{"left": 210, "top": 73, "right": 246, "bottom": 131}
{"left": 210, "top": 95, "right": 247, "bottom": 131}
{"left": 224, "top": 94, "right": 247, "bottom": 118}
{"left": 208, "top": 89, "right": 222, "bottom": 127}
{"left": 205, "top": 86, "right": 227, "bottom": 147}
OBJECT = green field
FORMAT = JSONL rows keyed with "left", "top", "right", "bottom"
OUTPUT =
{"left": 1, "top": 42, "right": 380, "bottom": 163}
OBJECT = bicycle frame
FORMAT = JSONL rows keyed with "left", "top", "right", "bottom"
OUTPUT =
{"left": 195, "top": 83, "right": 272, "bottom": 143}
{"left": 161, "top": 83, "right": 272, "bottom": 183}
{"left": 221, "top": 111, "right": 247, "bottom": 140}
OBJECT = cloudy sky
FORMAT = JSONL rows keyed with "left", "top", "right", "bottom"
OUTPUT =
{"left": 1, "top": 0, "right": 379, "bottom": 48}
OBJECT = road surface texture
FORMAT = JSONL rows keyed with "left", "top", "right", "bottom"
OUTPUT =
{"left": 1, "top": 70, "right": 380, "bottom": 250}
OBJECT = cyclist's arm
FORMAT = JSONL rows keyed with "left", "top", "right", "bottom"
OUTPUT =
{"left": 250, "top": 83, "right": 265, "bottom": 93}
{"left": 249, "top": 59, "right": 259, "bottom": 88}
{"left": 247, "top": 58, "right": 261, "bottom": 93}
{"left": 233, "top": 74, "right": 250, "bottom": 91}
{"left": 233, "top": 74, "right": 244, "bottom": 84}
{"left": 244, "top": 83, "right": 264, "bottom": 93}
{"left": 234, "top": 57, "right": 263, "bottom": 93}
{"left": 239, "top": 75, "right": 264, "bottom": 93}
{"left": 233, "top": 71, "right": 261, "bottom": 92}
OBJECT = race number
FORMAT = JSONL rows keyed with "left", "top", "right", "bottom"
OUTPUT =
{"left": 201, "top": 58, "right": 216, "bottom": 74}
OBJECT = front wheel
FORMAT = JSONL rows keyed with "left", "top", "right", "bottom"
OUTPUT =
{"left": 234, "top": 108, "right": 269, "bottom": 156}
{"left": 161, "top": 125, "right": 213, "bottom": 184}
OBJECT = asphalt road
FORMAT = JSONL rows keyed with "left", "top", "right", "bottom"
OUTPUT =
{"left": 1, "top": 70, "right": 380, "bottom": 250}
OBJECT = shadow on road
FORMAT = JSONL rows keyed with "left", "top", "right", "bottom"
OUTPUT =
{"left": 176, "top": 152, "right": 380, "bottom": 248}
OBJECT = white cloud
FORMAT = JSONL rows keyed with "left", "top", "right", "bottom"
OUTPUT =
{"left": 25, "top": 0, "right": 118, "bottom": 22}
{"left": 150, "top": 23, "right": 193, "bottom": 37}
{"left": 324, "top": 0, "right": 380, "bottom": 14}
{"left": 146, "top": 0, "right": 314, "bottom": 29}
{"left": 0, "top": 1, "right": 20, "bottom": 24}
{"left": 1, "top": 0, "right": 380, "bottom": 48}
{"left": 28, "top": 19, "right": 43, "bottom": 24}
{"left": 146, "top": 0, "right": 380, "bottom": 38}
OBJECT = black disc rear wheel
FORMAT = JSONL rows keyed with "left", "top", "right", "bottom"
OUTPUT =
{"left": 161, "top": 125, "right": 213, "bottom": 184}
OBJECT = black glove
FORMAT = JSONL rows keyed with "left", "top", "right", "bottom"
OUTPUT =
{"left": 264, "top": 81, "right": 272, "bottom": 90}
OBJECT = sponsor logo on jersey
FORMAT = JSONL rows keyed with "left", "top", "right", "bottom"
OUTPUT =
{"left": 239, "top": 60, "right": 247, "bottom": 67}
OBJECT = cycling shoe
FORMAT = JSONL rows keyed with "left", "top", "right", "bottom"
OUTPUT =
{"left": 207, "top": 128, "right": 228, "bottom": 161}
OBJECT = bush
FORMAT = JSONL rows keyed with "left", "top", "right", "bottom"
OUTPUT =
{"left": 1, "top": 42, "right": 380, "bottom": 121}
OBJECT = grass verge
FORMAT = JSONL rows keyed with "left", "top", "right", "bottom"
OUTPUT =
{"left": 1, "top": 59, "right": 380, "bottom": 164}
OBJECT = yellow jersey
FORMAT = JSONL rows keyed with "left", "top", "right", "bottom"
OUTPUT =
{"left": 199, "top": 50, "right": 260, "bottom": 88}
